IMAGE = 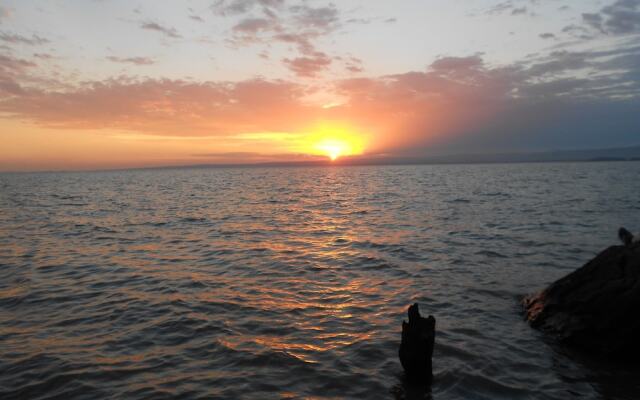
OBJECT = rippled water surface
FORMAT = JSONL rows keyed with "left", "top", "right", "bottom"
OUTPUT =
{"left": 2, "top": 162, "right": 640, "bottom": 399}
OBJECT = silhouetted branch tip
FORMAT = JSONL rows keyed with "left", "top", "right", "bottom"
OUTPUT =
{"left": 399, "top": 303, "right": 435, "bottom": 383}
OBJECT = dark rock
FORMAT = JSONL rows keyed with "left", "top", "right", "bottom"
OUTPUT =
{"left": 523, "top": 235, "right": 640, "bottom": 358}
{"left": 399, "top": 303, "right": 435, "bottom": 382}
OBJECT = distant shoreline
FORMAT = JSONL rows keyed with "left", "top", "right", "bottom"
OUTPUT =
{"left": 2, "top": 156, "right": 640, "bottom": 175}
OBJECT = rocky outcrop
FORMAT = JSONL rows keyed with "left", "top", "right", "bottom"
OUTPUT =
{"left": 523, "top": 230, "right": 640, "bottom": 358}
{"left": 399, "top": 303, "right": 435, "bottom": 382}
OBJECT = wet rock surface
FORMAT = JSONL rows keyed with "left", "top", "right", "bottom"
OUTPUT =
{"left": 523, "top": 234, "right": 640, "bottom": 358}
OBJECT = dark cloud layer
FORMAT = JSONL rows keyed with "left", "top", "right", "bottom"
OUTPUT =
{"left": 583, "top": 0, "right": 640, "bottom": 35}
{"left": 329, "top": 39, "right": 640, "bottom": 153}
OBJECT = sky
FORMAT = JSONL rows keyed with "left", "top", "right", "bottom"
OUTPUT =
{"left": 0, "top": 0, "right": 639, "bottom": 171}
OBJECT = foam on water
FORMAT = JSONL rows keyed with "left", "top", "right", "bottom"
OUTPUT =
{"left": 1, "top": 162, "right": 640, "bottom": 399}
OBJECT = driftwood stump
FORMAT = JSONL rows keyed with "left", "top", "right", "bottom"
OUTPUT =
{"left": 399, "top": 303, "right": 435, "bottom": 382}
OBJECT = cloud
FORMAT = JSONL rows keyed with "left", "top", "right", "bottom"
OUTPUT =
{"left": 0, "top": 54, "right": 36, "bottom": 72}
{"left": 289, "top": 4, "right": 340, "bottom": 32}
{"left": 486, "top": 1, "right": 516, "bottom": 15}
{"left": 140, "top": 22, "right": 181, "bottom": 38}
{"left": 0, "top": 78, "right": 317, "bottom": 135}
{"left": 342, "top": 56, "right": 363, "bottom": 73}
{"left": 331, "top": 45, "right": 640, "bottom": 153}
{"left": 272, "top": 32, "right": 314, "bottom": 54}
{"left": 282, "top": 51, "right": 332, "bottom": 77}
{"left": 524, "top": 50, "right": 590, "bottom": 76}
{"left": 33, "top": 53, "right": 54, "bottom": 60}
{"left": 345, "top": 18, "right": 371, "bottom": 25}
{"left": 0, "top": 31, "right": 49, "bottom": 45}
{"left": 582, "top": 0, "right": 640, "bottom": 35}
{"left": 0, "top": 54, "right": 36, "bottom": 95}
{"left": 511, "top": 7, "right": 528, "bottom": 15}
{"left": 539, "top": 32, "right": 556, "bottom": 39}
{"left": 107, "top": 56, "right": 155, "bottom": 65}
{"left": 232, "top": 17, "right": 279, "bottom": 34}
{"left": 430, "top": 55, "right": 484, "bottom": 72}
{"left": 485, "top": 1, "right": 531, "bottom": 16}
{"left": 217, "top": 2, "right": 395, "bottom": 79}
{"left": 211, "top": 0, "right": 284, "bottom": 16}
{"left": 561, "top": 23, "right": 593, "bottom": 39}
{"left": 215, "top": 1, "right": 348, "bottom": 77}
{"left": 1, "top": 41, "right": 638, "bottom": 155}
{"left": 332, "top": 56, "right": 518, "bottom": 150}
{"left": 187, "top": 7, "right": 205, "bottom": 22}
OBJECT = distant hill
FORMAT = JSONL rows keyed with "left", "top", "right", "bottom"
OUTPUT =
{"left": 343, "top": 145, "right": 640, "bottom": 166}
{"left": 99, "top": 144, "right": 640, "bottom": 172}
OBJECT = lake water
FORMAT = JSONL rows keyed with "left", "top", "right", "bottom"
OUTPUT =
{"left": 1, "top": 162, "right": 640, "bottom": 399}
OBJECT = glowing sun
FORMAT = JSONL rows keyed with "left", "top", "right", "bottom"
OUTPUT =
{"left": 303, "top": 122, "right": 366, "bottom": 161}
{"left": 316, "top": 139, "right": 348, "bottom": 161}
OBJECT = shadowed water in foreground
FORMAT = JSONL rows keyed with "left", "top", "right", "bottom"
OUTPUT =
{"left": 1, "top": 162, "right": 640, "bottom": 399}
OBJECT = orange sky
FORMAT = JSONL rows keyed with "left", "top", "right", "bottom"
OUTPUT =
{"left": 1, "top": 1, "right": 639, "bottom": 171}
